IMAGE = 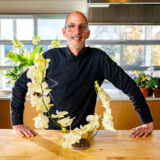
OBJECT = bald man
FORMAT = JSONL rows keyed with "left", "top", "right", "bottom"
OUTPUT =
{"left": 11, "top": 11, "right": 153, "bottom": 138}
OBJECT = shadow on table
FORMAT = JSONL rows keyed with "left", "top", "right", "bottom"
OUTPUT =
{"left": 27, "top": 133, "right": 94, "bottom": 160}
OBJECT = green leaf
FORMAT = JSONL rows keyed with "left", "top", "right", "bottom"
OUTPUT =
{"left": 30, "top": 46, "right": 40, "bottom": 64}
{"left": 5, "top": 38, "right": 60, "bottom": 84}
{"left": 39, "top": 46, "right": 44, "bottom": 54}
{"left": 8, "top": 51, "right": 20, "bottom": 63}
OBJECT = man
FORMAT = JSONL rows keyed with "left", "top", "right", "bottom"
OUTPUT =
{"left": 11, "top": 11, "right": 153, "bottom": 138}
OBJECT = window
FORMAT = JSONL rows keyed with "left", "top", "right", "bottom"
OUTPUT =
{"left": 16, "top": 19, "right": 34, "bottom": 40}
{"left": 0, "top": 16, "right": 160, "bottom": 89}
{"left": 0, "top": 16, "right": 66, "bottom": 89}
{"left": 38, "top": 19, "right": 65, "bottom": 40}
{"left": 88, "top": 25, "right": 160, "bottom": 71}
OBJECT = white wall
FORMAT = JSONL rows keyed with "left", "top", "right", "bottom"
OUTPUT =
{"left": 0, "top": 0, "right": 86, "bottom": 14}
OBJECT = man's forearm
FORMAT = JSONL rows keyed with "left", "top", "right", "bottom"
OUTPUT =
{"left": 10, "top": 70, "right": 29, "bottom": 126}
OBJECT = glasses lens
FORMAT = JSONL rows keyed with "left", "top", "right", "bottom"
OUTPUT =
{"left": 65, "top": 24, "right": 88, "bottom": 31}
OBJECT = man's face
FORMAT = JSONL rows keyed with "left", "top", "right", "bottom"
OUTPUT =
{"left": 62, "top": 12, "right": 90, "bottom": 53}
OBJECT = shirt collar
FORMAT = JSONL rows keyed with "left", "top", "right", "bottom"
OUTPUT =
{"left": 65, "top": 46, "right": 87, "bottom": 59}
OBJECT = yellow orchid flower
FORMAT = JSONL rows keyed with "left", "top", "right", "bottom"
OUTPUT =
{"left": 32, "top": 35, "right": 40, "bottom": 45}
{"left": 12, "top": 39, "right": 24, "bottom": 49}
{"left": 50, "top": 40, "right": 60, "bottom": 48}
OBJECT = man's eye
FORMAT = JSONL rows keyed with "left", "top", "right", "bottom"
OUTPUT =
{"left": 79, "top": 26, "right": 85, "bottom": 30}
{"left": 68, "top": 25, "right": 75, "bottom": 29}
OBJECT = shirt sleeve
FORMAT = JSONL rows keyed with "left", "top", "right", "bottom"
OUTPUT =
{"left": 102, "top": 53, "right": 153, "bottom": 124}
{"left": 10, "top": 70, "right": 30, "bottom": 126}
{"left": 10, "top": 50, "right": 50, "bottom": 126}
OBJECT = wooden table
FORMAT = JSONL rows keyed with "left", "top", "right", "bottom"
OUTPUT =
{"left": 0, "top": 130, "right": 160, "bottom": 160}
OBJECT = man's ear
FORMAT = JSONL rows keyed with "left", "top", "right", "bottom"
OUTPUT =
{"left": 62, "top": 28, "right": 66, "bottom": 38}
{"left": 86, "top": 29, "right": 90, "bottom": 39}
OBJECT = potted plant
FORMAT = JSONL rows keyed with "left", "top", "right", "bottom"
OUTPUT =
{"left": 134, "top": 72, "right": 148, "bottom": 97}
{"left": 146, "top": 75, "right": 155, "bottom": 97}
{"left": 153, "top": 77, "right": 160, "bottom": 97}
{"left": 5, "top": 39, "right": 41, "bottom": 84}
{"left": 5, "top": 36, "right": 60, "bottom": 84}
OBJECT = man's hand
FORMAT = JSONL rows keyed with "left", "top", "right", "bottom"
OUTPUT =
{"left": 13, "top": 124, "right": 37, "bottom": 137}
{"left": 130, "top": 122, "right": 153, "bottom": 138}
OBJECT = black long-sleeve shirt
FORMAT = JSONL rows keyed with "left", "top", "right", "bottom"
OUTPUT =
{"left": 11, "top": 47, "right": 153, "bottom": 129}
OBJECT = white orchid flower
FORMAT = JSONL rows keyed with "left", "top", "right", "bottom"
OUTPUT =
{"left": 51, "top": 110, "right": 68, "bottom": 118}
{"left": 57, "top": 116, "right": 75, "bottom": 127}
{"left": 61, "top": 129, "right": 81, "bottom": 148}
{"left": 33, "top": 113, "right": 49, "bottom": 129}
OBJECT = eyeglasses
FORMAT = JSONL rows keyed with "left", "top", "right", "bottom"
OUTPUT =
{"left": 65, "top": 24, "right": 89, "bottom": 31}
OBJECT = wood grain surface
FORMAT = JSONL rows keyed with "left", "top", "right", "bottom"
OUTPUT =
{"left": 0, "top": 130, "right": 159, "bottom": 160}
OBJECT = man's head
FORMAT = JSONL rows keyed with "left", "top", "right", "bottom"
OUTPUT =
{"left": 62, "top": 11, "right": 90, "bottom": 55}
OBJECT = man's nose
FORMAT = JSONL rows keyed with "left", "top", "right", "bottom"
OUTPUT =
{"left": 74, "top": 26, "right": 81, "bottom": 33}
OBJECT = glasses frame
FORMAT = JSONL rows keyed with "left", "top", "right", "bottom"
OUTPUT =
{"left": 64, "top": 24, "right": 89, "bottom": 32}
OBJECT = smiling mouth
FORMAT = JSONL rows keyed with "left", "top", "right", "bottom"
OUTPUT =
{"left": 71, "top": 35, "right": 82, "bottom": 41}
{"left": 72, "top": 37, "right": 81, "bottom": 40}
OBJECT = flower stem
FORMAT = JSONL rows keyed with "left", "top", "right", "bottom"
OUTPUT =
{"left": 41, "top": 94, "right": 61, "bottom": 129}
{"left": 88, "top": 129, "right": 99, "bottom": 141}
{"left": 40, "top": 61, "right": 62, "bottom": 129}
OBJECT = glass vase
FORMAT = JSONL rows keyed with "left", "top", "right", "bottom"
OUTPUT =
{"left": 71, "top": 138, "right": 90, "bottom": 150}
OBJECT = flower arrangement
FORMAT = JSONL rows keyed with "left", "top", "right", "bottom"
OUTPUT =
{"left": 27, "top": 53, "right": 115, "bottom": 149}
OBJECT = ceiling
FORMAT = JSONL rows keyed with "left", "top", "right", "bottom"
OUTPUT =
{"left": 0, "top": 0, "right": 86, "bottom": 14}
